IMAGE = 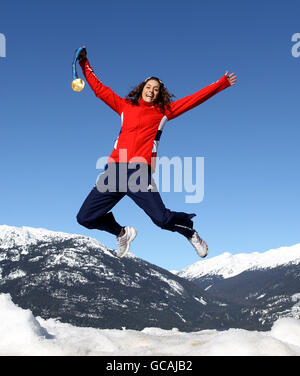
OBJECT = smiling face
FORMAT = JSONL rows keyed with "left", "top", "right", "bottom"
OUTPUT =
{"left": 141, "top": 79, "right": 160, "bottom": 103}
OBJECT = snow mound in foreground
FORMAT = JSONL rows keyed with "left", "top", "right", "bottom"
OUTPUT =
{"left": 1, "top": 293, "right": 300, "bottom": 356}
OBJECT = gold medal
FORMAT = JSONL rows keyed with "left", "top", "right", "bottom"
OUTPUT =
{"left": 72, "top": 78, "right": 85, "bottom": 92}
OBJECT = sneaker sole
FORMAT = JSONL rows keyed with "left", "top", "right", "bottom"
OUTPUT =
{"left": 118, "top": 227, "right": 137, "bottom": 258}
{"left": 198, "top": 247, "right": 209, "bottom": 258}
{"left": 198, "top": 241, "right": 209, "bottom": 258}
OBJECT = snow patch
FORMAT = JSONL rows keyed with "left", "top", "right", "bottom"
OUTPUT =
{"left": 149, "top": 269, "right": 185, "bottom": 295}
{"left": 193, "top": 296, "right": 207, "bottom": 305}
{"left": 291, "top": 294, "right": 300, "bottom": 319}
{"left": 6, "top": 269, "right": 27, "bottom": 280}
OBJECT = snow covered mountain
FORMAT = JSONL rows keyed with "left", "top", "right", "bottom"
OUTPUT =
{"left": 176, "top": 245, "right": 300, "bottom": 280}
{"left": 0, "top": 225, "right": 238, "bottom": 332}
{"left": 1, "top": 224, "right": 299, "bottom": 331}
{"left": 175, "top": 245, "right": 300, "bottom": 330}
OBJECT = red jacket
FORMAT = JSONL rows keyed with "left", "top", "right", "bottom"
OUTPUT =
{"left": 80, "top": 59, "right": 230, "bottom": 169}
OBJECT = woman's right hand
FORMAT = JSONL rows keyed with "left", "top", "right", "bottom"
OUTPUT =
{"left": 78, "top": 46, "right": 87, "bottom": 62}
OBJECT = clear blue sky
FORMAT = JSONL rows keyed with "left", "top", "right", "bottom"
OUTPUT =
{"left": 1, "top": 0, "right": 299, "bottom": 271}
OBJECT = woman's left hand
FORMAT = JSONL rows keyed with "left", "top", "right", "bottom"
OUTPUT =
{"left": 225, "top": 71, "right": 237, "bottom": 86}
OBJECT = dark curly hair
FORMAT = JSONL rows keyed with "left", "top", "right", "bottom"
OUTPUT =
{"left": 125, "top": 77, "right": 176, "bottom": 113}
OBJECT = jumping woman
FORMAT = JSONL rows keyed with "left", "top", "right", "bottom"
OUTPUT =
{"left": 76, "top": 47, "right": 237, "bottom": 258}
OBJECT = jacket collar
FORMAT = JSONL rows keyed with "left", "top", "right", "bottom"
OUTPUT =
{"left": 139, "top": 98, "right": 155, "bottom": 107}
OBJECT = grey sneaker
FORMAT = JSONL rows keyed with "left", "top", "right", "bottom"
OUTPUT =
{"left": 117, "top": 226, "right": 137, "bottom": 258}
{"left": 188, "top": 231, "right": 209, "bottom": 258}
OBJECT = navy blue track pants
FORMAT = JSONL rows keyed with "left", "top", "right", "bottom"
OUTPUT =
{"left": 76, "top": 164, "right": 196, "bottom": 239}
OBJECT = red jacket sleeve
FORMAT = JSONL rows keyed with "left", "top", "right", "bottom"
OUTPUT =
{"left": 165, "top": 75, "right": 231, "bottom": 120}
{"left": 79, "top": 59, "right": 125, "bottom": 115}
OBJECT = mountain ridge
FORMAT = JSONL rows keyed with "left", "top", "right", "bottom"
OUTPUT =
{"left": 1, "top": 224, "right": 299, "bottom": 331}
{"left": 0, "top": 224, "right": 239, "bottom": 331}
{"left": 175, "top": 243, "right": 300, "bottom": 280}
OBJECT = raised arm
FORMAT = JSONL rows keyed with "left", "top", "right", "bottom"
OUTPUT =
{"left": 165, "top": 73, "right": 234, "bottom": 120}
{"left": 79, "top": 54, "right": 125, "bottom": 115}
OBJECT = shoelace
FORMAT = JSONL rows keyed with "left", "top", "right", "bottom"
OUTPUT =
{"left": 193, "top": 232, "right": 207, "bottom": 248}
{"left": 117, "top": 234, "right": 127, "bottom": 248}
